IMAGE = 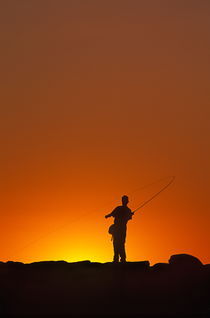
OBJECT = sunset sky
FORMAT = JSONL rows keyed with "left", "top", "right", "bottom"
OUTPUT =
{"left": 1, "top": 0, "right": 210, "bottom": 265}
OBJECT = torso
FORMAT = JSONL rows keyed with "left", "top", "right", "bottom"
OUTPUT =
{"left": 112, "top": 206, "right": 132, "bottom": 227}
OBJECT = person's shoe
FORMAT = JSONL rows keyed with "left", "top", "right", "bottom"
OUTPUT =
{"left": 113, "top": 257, "right": 119, "bottom": 263}
{"left": 120, "top": 259, "right": 126, "bottom": 263}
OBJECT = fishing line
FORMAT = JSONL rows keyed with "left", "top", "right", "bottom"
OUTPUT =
{"left": 132, "top": 176, "right": 175, "bottom": 213}
{"left": 127, "top": 175, "right": 175, "bottom": 198}
{"left": 12, "top": 176, "right": 175, "bottom": 257}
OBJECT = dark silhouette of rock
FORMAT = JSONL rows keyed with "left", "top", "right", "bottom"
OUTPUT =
{"left": 151, "top": 262, "right": 170, "bottom": 271}
{"left": 169, "top": 254, "right": 203, "bottom": 268}
{"left": 114, "top": 260, "right": 150, "bottom": 270}
{"left": 204, "top": 264, "right": 210, "bottom": 273}
{"left": 0, "top": 255, "right": 209, "bottom": 317}
{"left": 6, "top": 260, "right": 25, "bottom": 267}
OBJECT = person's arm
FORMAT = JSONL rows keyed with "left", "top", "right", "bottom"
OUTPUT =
{"left": 105, "top": 207, "right": 117, "bottom": 219}
{"left": 105, "top": 213, "right": 112, "bottom": 219}
{"left": 127, "top": 210, "right": 134, "bottom": 220}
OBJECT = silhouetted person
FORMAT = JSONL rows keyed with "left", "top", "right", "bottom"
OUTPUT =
{"left": 105, "top": 195, "right": 133, "bottom": 263}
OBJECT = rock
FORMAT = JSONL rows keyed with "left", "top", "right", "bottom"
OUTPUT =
{"left": 169, "top": 254, "right": 203, "bottom": 269}
{"left": 204, "top": 264, "right": 210, "bottom": 275}
{"left": 118, "top": 261, "right": 150, "bottom": 270}
{"left": 0, "top": 256, "right": 209, "bottom": 316}
{"left": 151, "top": 262, "right": 170, "bottom": 271}
{"left": 6, "top": 261, "right": 25, "bottom": 268}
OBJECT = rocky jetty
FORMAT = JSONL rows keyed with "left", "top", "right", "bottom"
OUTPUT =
{"left": 0, "top": 254, "right": 209, "bottom": 317}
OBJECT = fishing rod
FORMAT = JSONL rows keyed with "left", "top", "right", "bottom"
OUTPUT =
{"left": 13, "top": 176, "right": 175, "bottom": 256}
{"left": 132, "top": 176, "right": 175, "bottom": 214}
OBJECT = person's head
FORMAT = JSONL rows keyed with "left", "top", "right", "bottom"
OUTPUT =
{"left": 122, "top": 195, "right": 129, "bottom": 206}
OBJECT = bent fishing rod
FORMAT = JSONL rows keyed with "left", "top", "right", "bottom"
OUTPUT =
{"left": 132, "top": 176, "right": 175, "bottom": 214}
{"left": 14, "top": 176, "right": 175, "bottom": 254}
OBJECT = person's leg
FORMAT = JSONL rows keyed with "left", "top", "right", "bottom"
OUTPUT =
{"left": 119, "top": 231, "right": 126, "bottom": 262}
{"left": 119, "top": 241, "right": 126, "bottom": 263}
{"left": 113, "top": 238, "right": 119, "bottom": 263}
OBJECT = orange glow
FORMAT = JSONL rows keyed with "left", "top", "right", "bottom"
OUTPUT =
{"left": 1, "top": 1, "right": 210, "bottom": 265}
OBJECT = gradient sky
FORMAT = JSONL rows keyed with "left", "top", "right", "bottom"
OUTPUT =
{"left": 1, "top": 0, "right": 210, "bottom": 264}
